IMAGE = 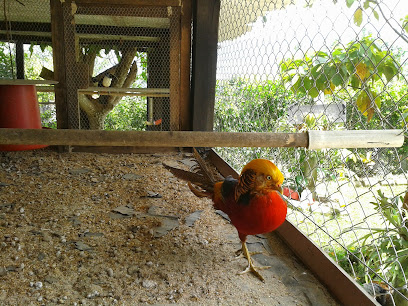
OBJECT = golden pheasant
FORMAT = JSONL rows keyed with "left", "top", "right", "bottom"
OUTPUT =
{"left": 163, "top": 149, "right": 287, "bottom": 281}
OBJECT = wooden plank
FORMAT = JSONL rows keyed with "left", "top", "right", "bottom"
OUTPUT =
{"left": 0, "top": 129, "right": 403, "bottom": 149}
{"left": 76, "top": 6, "right": 169, "bottom": 18}
{"left": 75, "top": 0, "right": 181, "bottom": 7}
{"left": 207, "top": 149, "right": 377, "bottom": 306}
{"left": 50, "top": 0, "right": 69, "bottom": 130}
{"left": 169, "top": 7, "right": 181, "bottom": 130}
{"left": 179, "top": 0, "right": 192, "bottom": 130}
{"left": 191, "top": 0, "right": 220, "bottom": 131}
{"left": 0, "top": 30, "right": 51, "bottom": 38}
{"left": 308, "top": 130, "right": 404, "bottom": 149}
{"left": 75, "top": 14, "right": 170, "bottom": 28}
{"left": 0, "top": 80, "right": 58, "bottom": 85}
{"left": 76, "top": 25, "right": 169, "bottom": 37}
{"left": 70, "top": 145, "right": 178, "bottom": 154}
{"left": 77, "top": 33, "right": 160, "bottom": 42}
{"left": 78, "top": 87, "right": 169, "bottom": 94}
{"left": 0, "top": 129, "right": 308, "bottom": 147}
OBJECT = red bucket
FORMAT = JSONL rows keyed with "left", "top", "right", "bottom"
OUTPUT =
{"left": 0, "top": 84, "right": 48, "bottom": 151}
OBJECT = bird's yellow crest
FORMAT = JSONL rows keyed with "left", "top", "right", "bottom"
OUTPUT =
{"left": 241, "top": 159, "right": 284, "bottom": 186}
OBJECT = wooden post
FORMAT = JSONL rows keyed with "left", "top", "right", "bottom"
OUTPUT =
{"left": 179, "top": 0, "right": 192, "bottom": 130}
{"left": 191, "top": 0, "right": 220, "bottom": 131}
{"left": 50, "top": 0, "right": 69, "bottom": 129}
{"left": 169, "top": 6, "right": 181, "bottom": 131}
{"left": 16, "top": 41, "right": 24, "bottom": 79}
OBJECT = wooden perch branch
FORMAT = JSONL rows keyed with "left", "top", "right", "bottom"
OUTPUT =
{"left": 0, "top": 129, "right": 403, "bottom": 149}
{"left": 39, "top": 67, "right": 55, "bottom": 80}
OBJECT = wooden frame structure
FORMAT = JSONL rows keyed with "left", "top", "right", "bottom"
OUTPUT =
{"left": 0, "top": 1, "right": 394, "bottom": 305}
{"left": 49, "top": 0, "right": 193, "bottom": 131}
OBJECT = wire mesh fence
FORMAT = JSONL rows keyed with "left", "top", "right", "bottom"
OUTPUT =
{"left": 215, "top": 0, "right": 408, "bottom": 304}
{"left": 0, "top": 0, "right": 55, "bottom": 128}
{"left": 64, "top": 3, "right": 181, "bottom": 131}
{"left": 0, "top": 1, "right": 182, "bottom": 132}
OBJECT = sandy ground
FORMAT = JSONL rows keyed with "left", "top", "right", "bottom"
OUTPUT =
{"left": 0, "top": 149, "right": 339, "bottom": 305}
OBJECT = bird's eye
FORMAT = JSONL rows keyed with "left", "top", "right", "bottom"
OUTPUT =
{"left": 266, "top": 176, "right": 272, "bottom": 180}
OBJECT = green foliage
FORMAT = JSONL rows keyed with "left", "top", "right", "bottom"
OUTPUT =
{"left": 104, "top": 97, "right": 147, "bottom": 131}
{"left": 0, "top": 42, "right": 15, "bottom": 78}
{"left": 345, "top": 191, "right": 408, "bottom": 288}
{"left": 215, "top": 78, "right": 303, "bottom": 133}
{"left": 281, "top": 35, "right": 401, "bottom": 122}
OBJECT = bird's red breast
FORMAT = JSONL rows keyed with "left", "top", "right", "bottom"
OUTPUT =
{"left": 213, "top": 179, "right": 287, "bottom": 236}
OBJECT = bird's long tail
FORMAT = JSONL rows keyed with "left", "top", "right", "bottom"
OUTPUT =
{"left": 163, "top": 148, "right": 221, "bottom": 198}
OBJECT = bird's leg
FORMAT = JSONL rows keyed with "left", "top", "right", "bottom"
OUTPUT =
{"left": 234, "top": 247, "right": 262, "bottom": 258}
{"left": 237, "top": 241, "right": 271, "bottom": 282}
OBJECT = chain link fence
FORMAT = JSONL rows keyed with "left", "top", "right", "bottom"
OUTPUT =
{"left": 0, "top": 0, "right": 182, "bottom": 131}
{"left": 0, "top": 0, "right": 55, "bottom": 128}
{"left": 67, "top": 4, "right": 179, "bottom": 131}
{"left": 215, "top": 0, "right": 408, "bottom": 304}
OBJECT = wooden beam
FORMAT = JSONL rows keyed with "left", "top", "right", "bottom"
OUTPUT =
{"left": 179, "top": 0, "right": 192, "bottom": 130}
{"left": 169, "top": 7, "right": 181, "bottom": 130}
{"left": 78, "top": 87, "right": 170, "bottom": 97}
{"left": 16, "top": 41, "right": 24, "bottom": 79}
{"left": 191, "top": 0, "right": 220, "bottom": 131}
{"left": 0, "top": 34, "right": 52, "bottom": 44}
{"left": 75, "top": 14, "right": 170, "bottom": 28}
{"left": 0, "top": 129, "right": 308, "bottom": 147}
{"left": 75, "top": 25, "right": 169, "bottom": 37}
{"left": 308, "top": 130, "right": 404, "bottom": 149}
{"left": 75, "top": 0, "right": 182, "bottom": 6}
{"left": 50, "top": 0, "right": 69, "bottom": 130}
{"left": 207, "top": 149, "right": 377, "bottom": 306}
{"left": 0, "top": 129, "right": 404, "bottom": 149}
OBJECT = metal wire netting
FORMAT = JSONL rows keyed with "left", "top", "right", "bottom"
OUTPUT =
{"left": 0, "top": 0, "right": 55, "bottom": 127}
{"left": 0, "top": 1, "right": 182, "bottom": 131}
{"left": 215, "top": 0, "right": 408, "bottom": 304}
{"left": 66, "top": 4, "right": 180, "bottom": 131}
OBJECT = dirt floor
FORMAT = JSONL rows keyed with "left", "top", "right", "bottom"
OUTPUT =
{"left": 0, "top": 149, "right": 339, "bottom": 305}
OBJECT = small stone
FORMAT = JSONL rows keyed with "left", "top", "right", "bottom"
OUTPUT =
{"left": 34, "top": 281, "right": 43, "bottom": 289}
{"left": 146, "top": 261, "right": 153, "bottom": 267}
{"left": 127, "top": 265, "right": 139, "bottom": 276}
{"left": 142, "top": 279, "right": 157, "bottom": 289}
{"left": 0, "top": 267, "right": 7, "bottom": 276}
{"left": 19, "top": 207, "right": 25, "bottom": 213}
{"left": 106, "top": 268, "right": 114, "bottom": 277}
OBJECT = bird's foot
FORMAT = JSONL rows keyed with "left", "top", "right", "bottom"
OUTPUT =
{"left": 234, "top": 248, "right": 263, "bottom": 259}
{"left": 238, "top": 260, "right": 271, "bottom": 282}
{"left": 238, "top": 241, "right": 271, "bottom": 282}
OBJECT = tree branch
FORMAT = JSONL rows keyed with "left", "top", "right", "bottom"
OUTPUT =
{"left": 368, "top": 0, "right": 408, "bottom": 44}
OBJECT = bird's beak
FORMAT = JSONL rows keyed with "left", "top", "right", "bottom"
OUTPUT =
{"left": 272, "top": 184, "right": 282, "bottom": 193}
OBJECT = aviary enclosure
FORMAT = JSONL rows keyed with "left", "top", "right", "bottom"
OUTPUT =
{"left": 0, "top": 0, "right": 407, "bottom": 305}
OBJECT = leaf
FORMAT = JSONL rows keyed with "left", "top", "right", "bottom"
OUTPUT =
{"left": 363, "top": 0, "right": 370, "bottom": 9}
{"left": 309, "top": 87, "right": 319, "bottom": 98}
{"left": 402, "top": 16, "right": 408, "bottom": 32}
{"left": 332, "top": 73, "right": 344, "bottom": 86}
{"left": 346, "top": 0, "right": 355, "bottom": 8}
{"left": 354, "top": 8, "right": 363, "bottom": 27}
{"left": 383, "top": 65, "right": 396, "bottom": 82}
{"left": 372, "top": 9, "right": 379, "bottom": 21}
